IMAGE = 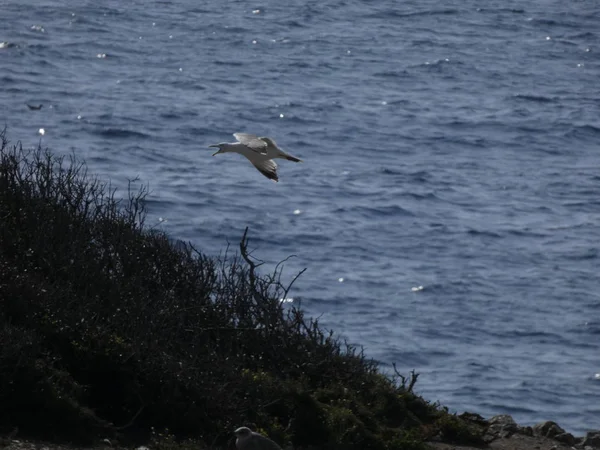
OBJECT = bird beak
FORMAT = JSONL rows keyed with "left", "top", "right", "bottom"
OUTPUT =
{"left": 209, "top": 144, "right": 221, "bottom": 156}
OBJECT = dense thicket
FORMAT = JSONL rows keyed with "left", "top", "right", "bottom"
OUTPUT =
{"left": 0, "top": 131, "right": 480, "bottom": 449}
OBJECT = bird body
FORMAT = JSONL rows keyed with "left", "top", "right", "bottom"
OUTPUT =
{"left": 234, "top": 427, "right": 282, "bottom": 450}
{"left": 210, "top": 133, "right": 302, "bottom": 182}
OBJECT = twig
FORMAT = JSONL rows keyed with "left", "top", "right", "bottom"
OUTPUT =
{"left": 393, "top": 364, "right": 420, "bottom": 393}
{"left": 239, "top": 227, "right": 256, "bottom": 287}
{"left": 282, "top": 267, "right": 307, "bottom": 300}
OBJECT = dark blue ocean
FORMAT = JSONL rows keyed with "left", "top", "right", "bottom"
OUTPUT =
{"left": 2, "top": 0, "right": 599, "bottom": 435}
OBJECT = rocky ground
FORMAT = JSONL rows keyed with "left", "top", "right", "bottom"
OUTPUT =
{"left": 1, "top": 414, "right": 599, "bottom": 450}
{"left": 431, "top": 413, "right": 600, "bottom": 450}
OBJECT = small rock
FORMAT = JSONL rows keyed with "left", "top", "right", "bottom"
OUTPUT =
{"left": 459, "top": 412, "right": 488, "bottom": 426}
{"left": 489, "top": 414, "right": 517, "bottom": 426}
{"left": 500, "top": 429, "right": 513, "bottom": 438}
{"left": 582, "top": 431, "right": 600, "bottom": 448}
{"left": 533, "top": 421, "right": 566, "bottom": 438}
{"left": 483, "top": 430, "right": 497, "bottom": 442}
{"left": 554, "top": 432, "right": 576, "bottom": 445}
{"left": 519, "top": 425, "right": 534, "bottom": 436}
{"left": 485, "top": 414, "right": 519, "bottom": 441}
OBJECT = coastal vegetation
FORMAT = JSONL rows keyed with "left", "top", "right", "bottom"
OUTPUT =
{"left": 0, "top": 130, "right": 481, "bottom": 449}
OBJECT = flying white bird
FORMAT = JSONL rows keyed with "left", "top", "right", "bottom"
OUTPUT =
{"left": 234, "top": 427, "right": 283, "bottom": 450}
{"left": 209, "top": 133, "right": 302, "bottom": 182}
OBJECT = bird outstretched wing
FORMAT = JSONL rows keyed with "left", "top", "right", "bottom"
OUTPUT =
{"left": 250, "top": 159, "right": 278, "bottom": 182}
{"left": 234, "top": 133, "right": 268, "bottom": 155}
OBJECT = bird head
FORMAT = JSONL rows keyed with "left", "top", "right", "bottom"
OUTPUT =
{"left": 234, "top": 427, "right": 252, "bottom": 438}
{"left": 209, "top": 143, "right": 227, "bottom": 156}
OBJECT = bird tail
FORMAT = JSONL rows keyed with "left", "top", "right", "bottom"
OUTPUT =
{"left": 285, "top": 154, "right": 302, "bottom": 163}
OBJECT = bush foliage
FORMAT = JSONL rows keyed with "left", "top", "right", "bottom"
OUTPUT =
{"left": 0, "top": 131, "right": 479, "bottom": 449}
